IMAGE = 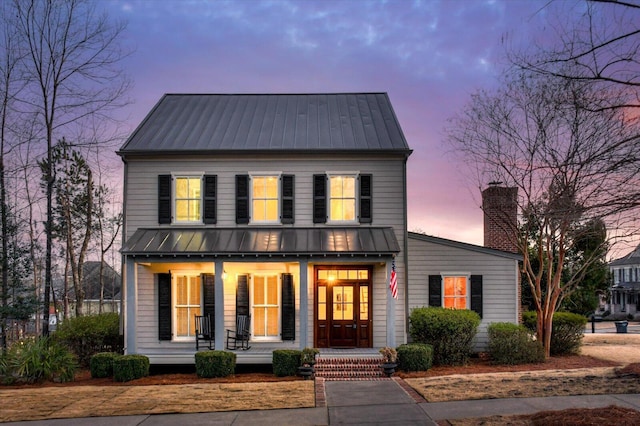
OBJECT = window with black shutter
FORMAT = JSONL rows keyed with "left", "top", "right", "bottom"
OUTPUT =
{"left": 158, "top": 273, "right": 172, "bottom": 340}
{"left": 236, "top": 175, "right": 250, "bottom": 224}
{"left": 158, "top": 175, "right": 172, "bottom": 224}
{"left": 281, "top": 175, "right": 295, "bottom": 224}
{"left": 313, "top": 174, "right": 327, "bottom": 223}
{"left": 359, "top": 174, "right": 372, "bottom": 223}
{"left": 203, "top": 175, "right": 217, "bottom": 224}
{"left": 281, "top": 273, "right": 295, "bottom": 340}
{"left": 428, "top": 275, "right": 442, "bottom": 307}
{"left": 470, "top": 275, "right": 483, "bottom": 318}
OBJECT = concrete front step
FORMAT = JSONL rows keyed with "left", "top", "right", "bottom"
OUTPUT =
{"left": 314, "top": 356, "right": 387, "bottom": 380}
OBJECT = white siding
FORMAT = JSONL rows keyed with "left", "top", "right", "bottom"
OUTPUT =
{"left": 407, "top": 236, "right": 519, "bottom": 351}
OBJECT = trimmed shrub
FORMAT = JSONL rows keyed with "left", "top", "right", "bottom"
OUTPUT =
{"left": 396, "top": 343, "right": 433, "bottom": 372}
{"left": 522, "top": 311, "right": 587, "bottom": 355}
{"left": 6, "top": 337, "right": 77, "bottom": 383}
{"left": 90, "top": 352, "right": 120, "bottom": 378}
{"left": 113, "top": 355, "right": 149, "bottom": 382}
{"left": 487, "top": 322, "right": 545, "bottom": 365}
{"left": 272, "top": 349, "right": 301, "bottom": 377}
{"left": 409, "top": 307, "right": 480, "bottom": 366}
{"left": 195, "top": 351, "right": 236, "bottom": 378}
{"left": 54, "top": 313, "right": 122, "bottom": 366}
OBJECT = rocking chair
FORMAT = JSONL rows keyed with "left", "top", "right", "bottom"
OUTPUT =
{"left": 226, "top": 314, "right": 251, "bottom": 350}
{"left": 195, "top": 314, "right": 214, "bottom": 350}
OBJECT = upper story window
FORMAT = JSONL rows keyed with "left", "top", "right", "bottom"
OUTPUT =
{"left": 329, "top": 175, "right": 356, "bottom": 222}
{"left": 313, "top": 173, "right": 372, "bottom": 224}
{"left": 158, "top": 174, "right": 217, "bottom": 225}
{"left": 252, "top": 175, "right": 279, "bottom": 223}
{"left": 174, "top": 176, "right": 202, "bottom": 223}
{"left": 235, "top": 174, "right": 294, "bottom": 225}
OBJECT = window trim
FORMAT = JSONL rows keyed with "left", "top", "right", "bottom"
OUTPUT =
{"left": 171, "top": 271, "right": 203, "bottom": 342}
{"left": 250, "top": 272, "right": 282, "bottom": 342}
{"left": 327, "top": 172, "right": 359, "bottom": 224}
{"left": 172, "top": 173, "right": 204, "bottom": 224}
{"left": 249, "top": 173, "right": 282, "bottom": 225}
{"left": 441, "top": 272, "right": 470, "bottom": 310}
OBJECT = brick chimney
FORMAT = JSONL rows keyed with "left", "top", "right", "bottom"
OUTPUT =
{"left": 482, "top": 184, "right": 518, "bottom": 253}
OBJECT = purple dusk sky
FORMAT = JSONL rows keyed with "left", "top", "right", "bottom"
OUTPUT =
{"left": 103, "top": 0, "right": 570, "bottom": 246}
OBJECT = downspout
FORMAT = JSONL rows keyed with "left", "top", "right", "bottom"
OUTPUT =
{"left": 403, "top": 154, "right": 410, "bottom": 343}
{"left": 120, "top": 157, "right": 128, "bottom": 342}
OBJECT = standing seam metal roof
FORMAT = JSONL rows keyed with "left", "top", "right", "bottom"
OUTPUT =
{"left": 118, "top": 93, "right": 411, "bottom": 153}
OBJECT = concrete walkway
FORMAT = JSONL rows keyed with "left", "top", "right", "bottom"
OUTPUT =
{"left": 5, "top": 378, "right": 640, "bottom": 425}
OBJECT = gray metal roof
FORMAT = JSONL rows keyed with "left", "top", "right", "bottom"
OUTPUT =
{"left": 408, "top": 232, "right": 523, "bottom": 261}
{"left": 610, "top": 244, "right": 640, "bottom": 267}
{"left": 122, "top": 227, "right": 401, "bottom": 257}
{"left": 118, "top": 93, "right": 412, "bottom": 155}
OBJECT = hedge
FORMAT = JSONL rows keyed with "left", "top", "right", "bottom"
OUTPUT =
{"left": 195, "top": 351, "right": 236, "bottom": 378}
{"left": 487, "top": 322, "right": 545, "bottom": 365}
{"left": 522, "top": 311, "right": 587, "bottom": 355}
{"left": 113, "top": 355, "right": 149, "bottom": 382}
{"left": 396, "top": 343, "right": 433, "bottom": 372}
{"left": 272, "top": 349, "right": 301, "bottom": 377}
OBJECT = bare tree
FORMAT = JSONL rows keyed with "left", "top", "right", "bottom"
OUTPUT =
{"left": 510, "top": 0, "right": 640, "bottom": 109}
{"left": 446, "top": 68, "right": 640, "bottom": 357}
{"left": 13, "top": 0, "right": 129, "bottom": 333}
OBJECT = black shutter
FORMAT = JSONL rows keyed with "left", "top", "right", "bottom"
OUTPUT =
{"left": 158, "top": 175, "right": 171, "bottom": 224}
{"left": 359, "top": 174, "right": 372, "bottom": 223}
{"left": 236, "top": 274, "right": 250, "bottom": 317}
{"left": 313, "top": 174, "right": 327, "bottom": 223}
{"left": 281, "top": 273, "right": 295, "bottom": 340}
{"left": 202, "top": 273, "right": 215, "bottom": 321}
{"left": 158, "top": 273, "right": 172, "bottom": 340}
{"left": 203, "top": 175, "right": 217, "bottom": 224}
{"left": 428, "top": 275, "right": 442, "bottom": 307}
{"left": 281, "top": 175, "right": 295, "bottom": 224}
{"left": 470, "top": 275, "right": 483, "bottom": 318}
{"left": 236, "top": 175, "right": 250, "bottom": 224}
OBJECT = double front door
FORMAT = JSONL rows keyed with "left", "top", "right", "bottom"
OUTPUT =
{"left": 315, "top": 267, "right": 372, "bottom": 348}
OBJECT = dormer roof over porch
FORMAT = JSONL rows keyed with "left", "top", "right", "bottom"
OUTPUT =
{"left": 117, "top": 93, "right": 412, "bottom": 157}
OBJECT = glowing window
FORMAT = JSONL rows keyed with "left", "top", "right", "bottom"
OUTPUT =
{"left": 329, "top": 175, "right": 356, "bottom": 222}
{"left": 175, "top": 177, "right": 201, "bottom": 222}
{"left": 253, "top": 275, "right": 279, "bottom": 338}
{"left": 443, "top": 276, "right": 468, "bottom": 309}
{"left": 252, "top": 176, "right": 279, "bottom": 222}
{"left": 173, "top": 274, "right": 201, "bottom": 338}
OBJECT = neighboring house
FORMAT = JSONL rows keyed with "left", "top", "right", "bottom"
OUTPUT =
{"left": 66, "top": 261, "right": 122, "bottom": 316}
{"left": 407, "top": 186, "right": 522, "bottom": 351}
{"left": 118, "top": 93, "right": 412, "bottom": 364}
{"left": 607, "top": 245, "right": 640, "bottom": 318}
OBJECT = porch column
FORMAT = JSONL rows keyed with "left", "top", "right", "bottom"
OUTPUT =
{"left": 214, "top": 259, "right": 225, "bottom": 350}
{"left": 124, "top": 256, "right": 137, "bottom": 354}
{"left": 386, "top": 260, "right": 396, "bottom": 347}
{"left": 299, "top": 259, "right": 309, "bottom": 349}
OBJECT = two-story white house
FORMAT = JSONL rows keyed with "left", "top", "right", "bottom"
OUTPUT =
{"left": 118, "top": 93, "right": 412, "bottom": 363}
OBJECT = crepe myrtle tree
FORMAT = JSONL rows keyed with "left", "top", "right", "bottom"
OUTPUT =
{"left": 446, "top": 66, "right": 640, "bottom": 357}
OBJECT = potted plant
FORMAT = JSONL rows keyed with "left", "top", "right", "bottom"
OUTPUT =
{"left": 298, "top": 347, "right": 319, "bottom": 380}
{"left": 379, "top": 346, "right": 397, "bottom": 377}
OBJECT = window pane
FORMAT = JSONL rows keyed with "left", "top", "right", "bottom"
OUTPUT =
{"left": 338, "top": 270, "right": 348, "bottom": 280}
{"left": 343, "top": 200, "right": 355, "bottom": 220}
{"left": 253, "top": 177, "right": 265, "bottom": 198}
{"left": 444, "top": 277, "right": 455, "bottom": 297}
{"left": 267, "top": 276, "right": 278, "bottom": 305}
{"left": 330, "top": 199, "right": 343, "bottom": 221}
{"left": 189, "top": 200, "right": 200, "bottom": 221}
{"left": 330, "top": 177, "right": 343, "bottom": 197}
{"left": 175, "top": 178, "right": 187, "bottom": 197}
{"left": 253, "top": 200, "right": 266, "bottom": 221}
{"left": 267, "top": 307, "right": 278, "bottom": 336}
{"left": 189, "top": 277, "right": 201, "bottom": 305}
{"left": 188, "top": 178, "right": 201, "bottom": 198}
{"left": 176, "top": 277, "right": 188, "bottom": 304}
{"left": 254, "top": 277, "right": 265, "bottom": 305}
{"left": 360, "top": 287, "right": 368, "bottom": 320}
{"left": 318, "top": 286, "right": 326, "bottom": 303}
{"left": 176, "top": 307, "right": 188, "bottom": 336}
{"left": 266, "top": 177, "right": 278, "bottom": 198}
{"left": 318, "top": 304, "right": 326, "bottom": 320}
{"left": 175, "top": 200, "right": 188, "bottom": 222}
{"left": 455, "top": 298, "right": 466, "bottom": 309}
{"left": 254, "top": 308, "right": 265, "bottom": 336}
{"left": 358, "top": 270, "right": 368, "bottom": 279}
{"left": 343, "top": 177, "right": 355, "bottom": 197}
{"left": 444, "top": 298, "right": 455, "bottom": 308}
{"left": 265, "top": 200, "right": 278, "bottom": 221}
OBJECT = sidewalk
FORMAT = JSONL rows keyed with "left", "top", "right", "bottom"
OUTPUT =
{"left": 4, "top": 378, "right": 640, "bottom": 425}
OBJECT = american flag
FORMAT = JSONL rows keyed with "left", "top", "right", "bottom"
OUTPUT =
{"left": 389, "top": 259, "right": 398, "bottom": 299}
